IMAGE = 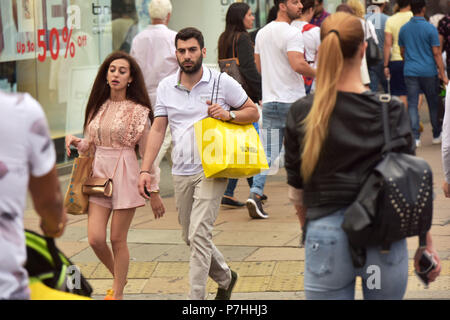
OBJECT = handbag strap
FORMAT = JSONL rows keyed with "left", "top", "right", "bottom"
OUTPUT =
{"left": 232, "top": 33, "right": 241, "bottom": 62}
{"left": 210, "top": 72, "right": 223, "bottom": 104}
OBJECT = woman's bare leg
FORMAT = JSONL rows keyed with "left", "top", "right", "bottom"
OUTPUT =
{"left": 87, "top": 202, "right": 114, "bottom": 276}
{"left": 110, "top": 208, "right": 136, "bottom": 300}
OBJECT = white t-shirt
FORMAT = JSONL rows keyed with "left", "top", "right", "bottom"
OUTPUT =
{"left": 154, "top": 66, "right": 248, "bottom": 176}
{"left": 0, "top": 91, "right": 56, "bottom": 299}
{"left": 255, "top": 21, "right": 306, "bottom": 103}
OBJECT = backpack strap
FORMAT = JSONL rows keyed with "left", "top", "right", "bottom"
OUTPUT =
{"left": 380, "top": 94, "right": 408, "bottom": 154}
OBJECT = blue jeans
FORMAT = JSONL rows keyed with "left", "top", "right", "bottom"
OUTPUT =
{"left": 404, "top": 76, "right": 441, "bottom": 140}
{"left": 224, "top": 177, "right": 253, "bottom": 197}
{"left": 368, "top": 61, "right": 388, "bottom": 93}
{"left": 304, "top": 209, "right": 409, "bottom": 300}
{"left": 250, "top": 102, "right": 292, "bottom": 196}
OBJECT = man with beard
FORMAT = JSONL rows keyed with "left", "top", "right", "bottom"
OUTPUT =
{"left": 138, "top": 27, "right": 259, "bottom": 300}
{"left": 247, "top": 0, "right": 315, "bottom": 219}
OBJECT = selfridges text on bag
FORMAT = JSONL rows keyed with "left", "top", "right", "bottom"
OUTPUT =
{"left": 342, "top": 94, "right": 433, "bottom": 266}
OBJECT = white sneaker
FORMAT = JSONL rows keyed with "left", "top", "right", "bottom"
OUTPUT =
{"left": 432, "top": 134, "right": 442, "bottom": 145}
{"left": 416, "top": 139, "right": 421, "bottom": 147}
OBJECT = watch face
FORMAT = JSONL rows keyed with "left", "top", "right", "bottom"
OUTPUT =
{"left": 230, "top": 111, "right": 236, "bottom": 119}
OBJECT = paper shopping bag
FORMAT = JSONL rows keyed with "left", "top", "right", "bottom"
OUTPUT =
{"left": 63, "top": 156, "right": 93, "bottom": 215}
{"left": 194, "top": 118, "right": 269, "bottom": 178}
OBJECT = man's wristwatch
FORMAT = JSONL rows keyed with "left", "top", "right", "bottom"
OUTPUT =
{"left": 228, "top": 111, "right": 236, "bottom": 122}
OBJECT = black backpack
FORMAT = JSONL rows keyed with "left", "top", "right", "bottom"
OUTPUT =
{"left": 342, "top": 95, "right": 433, "bottom": 267}
{"left": 25, "top": 229, "right": 92, "bottom": 297}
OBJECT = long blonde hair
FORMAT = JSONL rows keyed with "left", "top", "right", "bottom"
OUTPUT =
{"left": 301, "top": 12, "right": 364, "bottom": 182}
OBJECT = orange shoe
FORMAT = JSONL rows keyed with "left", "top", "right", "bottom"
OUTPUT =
{"left": 104, "top": 289, "right": 116, "bottom": 300}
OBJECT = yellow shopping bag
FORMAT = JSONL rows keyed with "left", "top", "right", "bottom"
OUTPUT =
{"left": 194, "top": 117, "right": 269, "bottom": 178}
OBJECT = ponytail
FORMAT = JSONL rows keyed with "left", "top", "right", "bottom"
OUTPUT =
{"left": 301, "top": 32, "right": 343, "bottom": 182}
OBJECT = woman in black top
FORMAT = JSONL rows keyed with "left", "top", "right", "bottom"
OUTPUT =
{"left": 217, "top": 3, "right": 263, "bottom": 208}
{"left": 284, "top": 12, "right": 441, "bottom": 299}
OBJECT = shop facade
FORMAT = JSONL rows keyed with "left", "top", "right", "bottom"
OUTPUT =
{"left": 0, "top": 0, "right": 446, "bottom": 166}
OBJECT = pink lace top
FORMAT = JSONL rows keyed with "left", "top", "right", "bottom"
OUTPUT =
{"left": 78, "top": 99, "right": 159, "bottom": 190}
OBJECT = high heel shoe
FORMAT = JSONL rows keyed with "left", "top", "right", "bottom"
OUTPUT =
{"left": 104, "top": 289, "right": 116, "bottom": 300}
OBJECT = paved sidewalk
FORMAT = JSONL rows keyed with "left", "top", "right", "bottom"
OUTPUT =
{"left": 24, "top": 123, "right": 450, "bottom": 300}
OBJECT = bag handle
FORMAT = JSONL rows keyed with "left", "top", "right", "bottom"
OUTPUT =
{"left": 232, "top": 33, "right": 241, "bottom": 63}
{"left": 379, "top": 83, "right": 408, "bottom": 153}
{"left": 210, "top": 72, "right": 223, "bottom": 104}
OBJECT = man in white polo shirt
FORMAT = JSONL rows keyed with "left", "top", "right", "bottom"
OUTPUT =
{"left": 138, "top": 27, "right": 259, "bottom": 300}
{"left": 247, "top": 0, "right": 315, "bottom": 219}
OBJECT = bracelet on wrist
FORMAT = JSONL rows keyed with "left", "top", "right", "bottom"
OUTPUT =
{"left": 140, "top": 170, "right": 152, "bottom": 175}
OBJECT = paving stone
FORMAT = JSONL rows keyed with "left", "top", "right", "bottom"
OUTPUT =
{"left": 213, "top": 231, "right": 299, "bottom": 247}
{"left": 273, "top": 261, "right": 305, "bottom": 276}
{"left": 56, "top": 241, "right": 90, "bottom": 259}
{"left": 75, "top": 262, "right": 99, "bottom": 279}
{"left": 245, "top": 248, "right": 304, "bottom": 262}
{"left": 268, "top": 275, "right": 303, "bottom": 292}
{"left": 126, "top": 229, "right": 184, "bottom": 244}
{"left": 152, "top": 262, "right": 190, "bottom": 277}
{"left": 129, "top": 244, "right": 178, "bottom": 261}
{"left": 142, "top": 277, "right": 189, "bottom": 294}
{"left": 88, "top": 279, "right": 148, "bottom": 295}
{"left": 232, "top": 276, "right": 271, "bottom": 293}
{"left": 228, "top": 261, "right": 276, "bottom": 277}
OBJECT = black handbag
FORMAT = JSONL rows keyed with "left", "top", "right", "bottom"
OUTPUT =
{"left": 365, "top": 22, "right": 383, "bottom": 67}
{"left": 342, "top": 94, "right": 433, "bottom": 267}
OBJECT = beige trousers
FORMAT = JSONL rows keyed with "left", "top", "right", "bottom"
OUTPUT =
{"left": 173, "top": 172, "right": 231, "bottom": 300}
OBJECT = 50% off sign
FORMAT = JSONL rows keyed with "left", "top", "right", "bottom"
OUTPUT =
{"left": 36, "top": 27, "right": 87, "bottom": 62}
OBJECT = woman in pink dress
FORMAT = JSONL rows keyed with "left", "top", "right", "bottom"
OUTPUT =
{"left": 65, "top": 51, "right": 164, "bottom": 300}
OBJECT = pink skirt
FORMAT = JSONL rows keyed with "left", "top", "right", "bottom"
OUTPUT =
{"left": 89, "top": 146, "right": 145, "bottom": 210}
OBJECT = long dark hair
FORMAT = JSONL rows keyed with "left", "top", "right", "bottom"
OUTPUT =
{"left": 218, "top": 2, "right": 250, "bottom": 59}
{"left": 83, "top": 51, "right": 153, "bottom": 131}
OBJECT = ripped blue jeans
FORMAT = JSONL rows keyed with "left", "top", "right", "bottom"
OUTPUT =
{"left": 304, "top": 209, "right": 409, "bottom": 300}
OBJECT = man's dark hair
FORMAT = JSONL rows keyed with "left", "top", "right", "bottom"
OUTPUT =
{"left": 175, "top": 27, "right": 204, "bottom": 49}
{"left": 274, "top": 0, "right": 288, "bottom": 10}
{"left": 267, "top": 5, "right": 278, "bottom": 23}
{"left": 410, "top": 0, "right": 425, "bottom": 14}
{"left": 397, "top": 0, "right": 411, "bottom": 9}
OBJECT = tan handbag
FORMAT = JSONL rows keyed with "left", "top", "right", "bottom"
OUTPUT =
{"left": 64, "top": 156, "right": 94, "bottom": 215}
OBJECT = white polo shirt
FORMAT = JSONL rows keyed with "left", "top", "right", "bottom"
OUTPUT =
{"left": 154, "top": 66, "right": 248, "bottom": 176}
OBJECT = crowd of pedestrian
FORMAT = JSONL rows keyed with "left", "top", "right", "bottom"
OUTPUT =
{"left": 1, "top": 0, "right": 448, "bottom": 301}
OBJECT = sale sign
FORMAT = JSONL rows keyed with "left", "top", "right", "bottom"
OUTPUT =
{"left": 0, "top": 0, "right": 84, "bottom": 63}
